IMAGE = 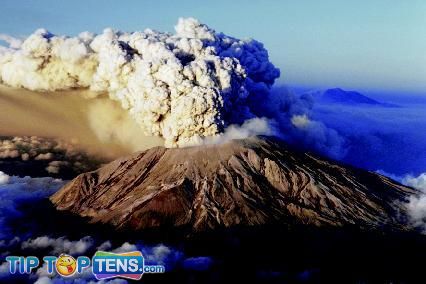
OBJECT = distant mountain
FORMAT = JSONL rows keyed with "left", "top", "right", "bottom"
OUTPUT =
{"left": 51, "top": 136, "right": 414, "bottom": 233}
{"left": 306, "top": 88, "right": 397, "bottom": 106}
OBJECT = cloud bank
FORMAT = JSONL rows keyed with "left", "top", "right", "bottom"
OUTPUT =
{"left": 0, "top": 136, "right": 105, "bottom": 177}
{"left": 311, "top": 101, "right": 426, "bottom": 175}
{"left": 304, "top": 93, "right": 426, "bottom": 232}
{"left": 0, "top": 171, "right": 64, "bottom": 241}
{"left": 21, "top": 236, "right": 95, "bottom": 255}
{"left": 0, "top": 172, "right": 215, "bottom": 283}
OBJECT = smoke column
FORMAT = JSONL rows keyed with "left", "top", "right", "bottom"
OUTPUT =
{"left": 0, "top": 18, "right": 280, "bottom": 148}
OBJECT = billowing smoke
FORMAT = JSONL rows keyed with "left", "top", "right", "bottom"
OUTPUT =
{"left": 0, "top": 17, "right": 392, "bottom": 165}
{"left": 0, "top": 18, "right": 280, "bottom": 147}
{"left": 246, "top": 87, "right": 346, "bottom": 159}
{"left": 86, "top": 99, "right": 163, "bottom": 151}
{"left": 403, "top": 173, "right": 426, "bottom": 191}
{"left": 0, "top": 85, "right": 164, "bottom": 157}
{"left": 376, "top": 170, "right": 426, "bottom": 232}
{"left": 403, "top": 173, "right": 426, "bottom": 232}
{"left": 201, "top": 117, "right": 275, "bottom": 146}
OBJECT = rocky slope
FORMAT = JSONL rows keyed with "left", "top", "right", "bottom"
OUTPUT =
{"left": 51, "top": 137, "right": 415, "bottom": 232}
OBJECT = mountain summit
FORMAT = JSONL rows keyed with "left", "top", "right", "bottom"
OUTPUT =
{"left": 317, "top": 88, "right": 381, "bottom": 104}
{"left": 51, "top": 137, "right": 414, "bottom": 232}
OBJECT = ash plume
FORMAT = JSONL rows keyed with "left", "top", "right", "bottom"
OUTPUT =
{"left": 0, "top": 85, "right": 164, "bottom": 158}
{"left": 0, "top": 18, "right": 280, "bottom": 147}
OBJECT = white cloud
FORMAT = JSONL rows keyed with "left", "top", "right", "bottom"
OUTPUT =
{"left": 377, "top": 170, "right": 426, "bottom": 232}
{"left": 34, "top": 276, "right": 53, "bottom": 284}
{"left": 201, "top": 117, "right": 275, "bottom": 146}
{"left": 111, "top": 242, "right": 138, "bottom": 253}
{"left": 144, "top": 244, "right": 171, "bottom": 265}
{"left": 403, "top": 173, "right": 426, "bottom": 191}
{"left": 0, "top": 172, "right": 10, "bottom": 185}
{"left": 0, "top": 34, "right": 22, "bottom": 49}
{"left": 96, "top": 241, "right": 112, "bottom": 251}
{"left": 291, "top": 114, "right": 311, "bottom": 128}
{"left": 403, "top": 173, "right": 426, "bottom": 232}
{"left": 0, "top": 173, "right": 64, "bottom": 241}
{"left": 22, "top": 236, "right": 95, "bottom": 255}
{"left": 0, "top": 262, "right": 9, "bottom": 278}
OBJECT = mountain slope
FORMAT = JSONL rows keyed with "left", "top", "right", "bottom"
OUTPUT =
{"left": 51, "top": 137, "right": 414, "bottom": 232}
{"left": 317, "top": 88, "right": 381, "bottom": 104}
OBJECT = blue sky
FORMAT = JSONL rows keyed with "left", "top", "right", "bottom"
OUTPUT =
{"left": 0, "top": 0, "right": 425, "bottom": 94}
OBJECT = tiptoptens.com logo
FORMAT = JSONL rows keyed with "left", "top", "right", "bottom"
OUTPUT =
{"left": 92, "top": 251, "right": 164, "bottom": 280}
{"left": 6, "top": 250, "right": 165, "bottom": 281}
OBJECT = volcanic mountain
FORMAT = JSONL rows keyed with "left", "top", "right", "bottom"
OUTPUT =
{"left": 51, "top": 136, "right": 414, "bottom": 233}
{"left": 307, "top": 88, "right": 398, "bottom": 107}
{"left": 313, "top": 88, "right": 381, "bottom": 105}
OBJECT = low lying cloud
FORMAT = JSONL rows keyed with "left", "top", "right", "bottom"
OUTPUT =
{"left": 4, "top": 237, "right": 190, "bottom": 283}
{"left": 111, "top": 242, "right": 138, "bottom": 253}
{"left": 0, "top": 171, "right": 9, "bottom": 184}
{"left": 311, "top": 101, "right": 426, "bottom": 175}
{"left": 0, "top": 171, "right": 65, "bottom": 241}
{"left": 403, "top": 173, "right": 426, "bottom": 232}
{"left": 403, "top": 173, "right": 426, "bottom": 191}
{"left": 0, "top": 136, "right": 106, "bottom": 178}
{"left": 22, "top": 236, "right": 95, "bottom": 255}
{"left": 0, "top": 172, "right": 213, "bottom": 283}
{"left": 377, "top": 170, "right": 426, "bottom": 232}
{"left": 311, "top": 95, "right": 426, "bottom": 230}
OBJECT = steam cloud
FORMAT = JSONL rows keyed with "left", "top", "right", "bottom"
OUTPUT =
{"left": 403, "top": 173, "right": 426, "bottom": 231}
{"left": 0, "top": 18, "right": 280, "bottom": 147}
{"left": 376, "top": 170, "right": 426, "bottom": 232}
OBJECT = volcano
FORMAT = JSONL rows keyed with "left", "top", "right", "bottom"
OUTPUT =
{"left": 314, "top": 88, "right": 381, "bottom": 105}
{"left": 51, "top": 137, "right": 414, "bottom": 233}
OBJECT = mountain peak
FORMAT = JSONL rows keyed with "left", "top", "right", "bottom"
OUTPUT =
{"left": 319, "top": 88, "right": 381, "bottom": 105}
{"left": 51, "top": 136, "right": 414, "bottom": 233}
